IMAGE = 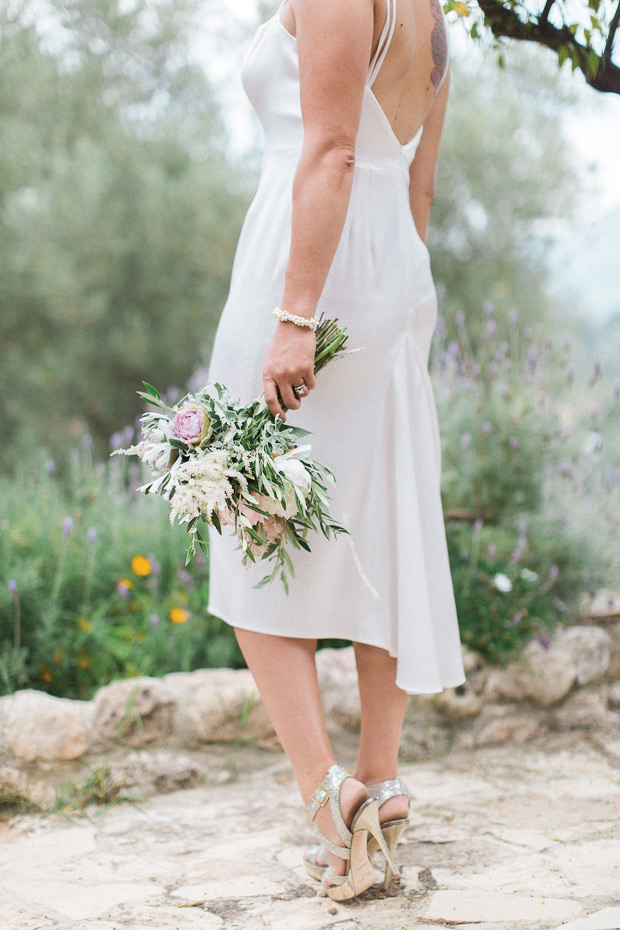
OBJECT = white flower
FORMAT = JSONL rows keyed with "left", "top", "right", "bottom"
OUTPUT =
{"left": 274, "top": 454, "right": 312, "bottom": 496}
{"left": 493, "top": 573, "right": 513, "bottom": 593}
{"left": 164, "top": 449, "right": 245, "bottom": 526}
{"left": 520, "top": 568, "right": 539, "bottom": 583}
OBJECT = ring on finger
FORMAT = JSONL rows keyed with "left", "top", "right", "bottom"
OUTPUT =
{"left": 293, "top": 382, "right": 307, "bottom": 396}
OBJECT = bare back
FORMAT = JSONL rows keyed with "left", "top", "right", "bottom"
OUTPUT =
{"left": 281, "top": 0, "right": 450, "bottom": 147}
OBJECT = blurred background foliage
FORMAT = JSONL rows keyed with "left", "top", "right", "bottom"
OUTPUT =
{"left": 0, "top": 0, "right": 618, "bottom": 695}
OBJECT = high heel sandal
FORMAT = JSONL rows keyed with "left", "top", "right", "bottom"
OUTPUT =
{"left": 304, "top": 775, "right": 410, "bottom": 890}
{"left": 366, "top": 776, "right": 411, "bottom": 889}
{"left": 306, "top": 763, "right": 399, "bottom": 901}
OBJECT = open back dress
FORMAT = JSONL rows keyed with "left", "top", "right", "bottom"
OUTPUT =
{"left": 207, "top": 0, "right": 466, "bottom": 694}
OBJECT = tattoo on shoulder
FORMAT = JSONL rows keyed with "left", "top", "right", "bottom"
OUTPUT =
{"left": 429, "top": 0, "right": 448, "bottom": 90}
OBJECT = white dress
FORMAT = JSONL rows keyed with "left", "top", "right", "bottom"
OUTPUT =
{"left": 207, "top": 0, "right": 465, "bottom": 694}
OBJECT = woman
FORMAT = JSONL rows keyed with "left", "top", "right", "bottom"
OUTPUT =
{"left": 207, "top": 0, "right": 466, "bottom": 901}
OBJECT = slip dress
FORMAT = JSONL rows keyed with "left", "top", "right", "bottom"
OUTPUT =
{"left": 206, "top": 0, "right": 466, "bottom": 694}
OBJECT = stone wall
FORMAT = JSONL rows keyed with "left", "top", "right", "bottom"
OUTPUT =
{"left": 1, "top": 620, "right": 619, "bottom": 810}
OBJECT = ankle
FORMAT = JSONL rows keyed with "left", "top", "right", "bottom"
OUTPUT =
{"left": 353, "top": 767, "right": 398, "bottom": 786}
{"left": 299, "top": 756, "right": 337, "bottom": 805}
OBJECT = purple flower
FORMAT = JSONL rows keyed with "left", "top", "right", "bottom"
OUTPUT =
{"left": 150, "top": 613, "right": 160, "bottom": 629}
{"left": 88, "top": 527, "right": 97, "bottom": 543}
{"left": 559, "top": 460, "right": 574, "bottom": 478}
{"left": 483, "top": 300, "right": 494, "bottom": 317}
{"left": 455, "top": 310, "right": 465, "bottom": 326}
{"left": 511, "top": 610, "right": 523, "bottom": 626}
{"left": 116, "top": 581, "right": 130, "bottom": 598}
{"left": 509, "top": 436, "right": 519, "bottom": 450}
{"left": 435, "top": 314, "right": 446, "bottom": 334}
{"left": 63, "top": 516, "right": 73, "bottom": 538}
{"left": 45, "top": 460, "right": 56, "bottom": 474}
{"left": 82, "top": 434, "right": 93, "bottom": 448}
{"left": 447, "top": 340, "right": 460, "bottom": 358}
{"left": 524, "top": 327, "right": 533, "bottom": 341}
{"left": 109, "top": 432, "right": 123, "bottom": 451}
{"left": 473, "top": 518, "right": 484, "bottom": 533}
{"left": 176, "top": 567, "right": 193, "bottom": 585}
{"left": 527, "top": 346, "right": 538, "bottom": 373}
{"left": 461, "top": 432, "right": 472, "bottom": 451}
{"left": 489, "top": 361, "right": 499, "bottom": 377}
{"left": 471, "top": 363, "right": 481, "bottom": 378}
{"left": 486, "top": 319, "right": 497, "bottom": 337}
{"left": 172, "top": 404, "right": 213, "bottom": 445}
{"left": 436, "top": 283, "right": 446, "bottom": 303}
{"left": 487, "top": 542, "right": 497, "bottom": 558}
{"left": 511, "top": 547, "right": 522, "bottom": 563}
{"left": 549, "top": 564, "right": 559, "bottom": 582}
{"left": 147, "top": 554, "right": 161, "bottom": 576}
{"left": 481, "top": 421, "right": 493, "bottom": 434}
{"left": 535, "top": 635, "right": 551, "bottom": 651}
{"left": 518, "top": 520, "right": 528, "bottom": 536}
{"left": 566, "top": 363, "right": 575, "bottom": 385}
{"left": 122, "top": 424, "right": 134, "bottom": 444}
{"left": 509, "top": 308, "right": 518, "bottom": 327}
{"left": 591, "top": 358, "right": 602, "bottom": 383}
{"left": 8, "top": 579, "right": 18, "bottom": 597}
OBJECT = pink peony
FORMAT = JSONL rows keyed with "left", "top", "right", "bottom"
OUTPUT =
{"left": 171, "top": 404, "right": 212, "bottom": 445}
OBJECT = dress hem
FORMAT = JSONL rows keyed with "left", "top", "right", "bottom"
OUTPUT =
{"left": 207, "top": 600, "right": 467, "bottom": 696}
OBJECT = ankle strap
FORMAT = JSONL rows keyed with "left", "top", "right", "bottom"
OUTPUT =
{"left": 307, "top": 763, "right": 353, "bottom": 851}
{"left": 366, "top": 776, "right": 410, "bottom": 805}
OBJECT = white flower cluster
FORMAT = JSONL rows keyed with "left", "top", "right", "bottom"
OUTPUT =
{"left": 165, "top": 449, "right": 246, "bottom": 527}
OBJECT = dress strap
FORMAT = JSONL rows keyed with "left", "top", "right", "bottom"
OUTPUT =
{"left": 367, "top": 0, "right": 397, "bottom": 87}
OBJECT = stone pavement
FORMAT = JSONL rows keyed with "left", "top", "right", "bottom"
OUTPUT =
{"left": 1, "top": 733, "right": 619, "bottom": 930}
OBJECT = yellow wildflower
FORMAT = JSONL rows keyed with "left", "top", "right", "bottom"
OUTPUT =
{"left": 169, "top": 608, "right": 190, "bottom": 624}
{"left": 39, "top": 665, "right": 52, "bottom": 683}
{"left": 78, "top": 651, "right": 90, "bottom": 670}
{"left": 76, "top": 617, "right": 91, "bottom": 632}
{"left": 136, "top": 631, "right": 147, "bottom": 642}
{"left": 54, "top": 650, "right": 63, "bottom": 665}
{"left": 131, "top": 554, "right": 152, "bottom": 577}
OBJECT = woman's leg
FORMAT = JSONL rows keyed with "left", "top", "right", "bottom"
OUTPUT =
{"left": 234, "top": 627, "right": 369, "bottom": 874}
{"left": 352, "top": 642, "right": 410, "bottom": 822}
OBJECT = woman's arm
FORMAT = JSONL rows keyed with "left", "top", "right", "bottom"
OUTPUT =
{"left": 408, "top": 70, "right": 450, "bottom": 243}
{"left": 262, "top": 0, "right": 374, "bottom": 420}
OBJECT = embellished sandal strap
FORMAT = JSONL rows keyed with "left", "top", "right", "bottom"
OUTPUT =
{"left": 323, "top": 865, "right": 349, "bottom": 888}
{"left": 366, "top": 776, "right": 411, "bottom": 806}
{"left": 307, "top": 763, "right": 353, "bottom": 847}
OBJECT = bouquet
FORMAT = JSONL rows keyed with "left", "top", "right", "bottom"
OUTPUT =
{"left": 113, "top": 317, "right": 353, "bottom": 592}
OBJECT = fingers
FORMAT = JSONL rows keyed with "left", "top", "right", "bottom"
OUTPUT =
{"left": 263, "top": 367, "right": 316, "bottom": 420}
{"left": 279, "top": 381, "right": 302, "bottom": 412}
{"left": 263, "top": 376, "right": 287, "bottom": 420}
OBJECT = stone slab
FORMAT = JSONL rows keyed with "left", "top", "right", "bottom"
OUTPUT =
{"left": 423, "top": 890, "right": 583, "bottom": 923}
{"left": 7, "top": 880, "right": 165, "bottom": 920}
{"left": 556, "top": 907, "right": 620, "bottom": 930}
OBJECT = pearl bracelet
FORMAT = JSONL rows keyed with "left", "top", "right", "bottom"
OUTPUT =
{"left": 272, "top": 306, "right": 320, "bottom": 330}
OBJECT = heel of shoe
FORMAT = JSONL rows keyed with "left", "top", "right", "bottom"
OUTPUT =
{"left": 381, "top": 820, "right": 407, "bottom": 888}
{"left": 353, "top": 801, "right": 400, "bottom": 884}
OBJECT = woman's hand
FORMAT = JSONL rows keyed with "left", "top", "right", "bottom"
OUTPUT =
{"left": 263, "top": 322, "right": 317, "bottom": 420}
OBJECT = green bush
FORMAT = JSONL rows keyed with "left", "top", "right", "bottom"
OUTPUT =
{"left": 433, "top": 300, "right": 619, "bottom": 660}
{"left": 0, "top": 445, "right": 243, "bottom": 698}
